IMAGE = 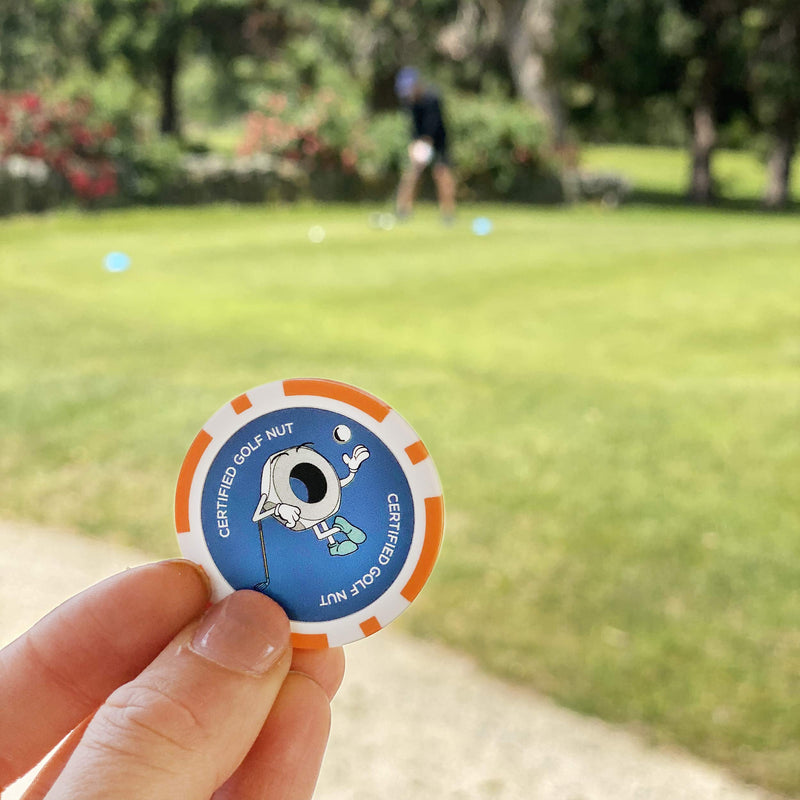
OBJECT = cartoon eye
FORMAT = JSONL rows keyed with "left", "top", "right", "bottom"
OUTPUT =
{"left": 289, "top": 461, "right": 329, "bottom": 503}
{"left": 333, "top": 424, "right": 352, "bottom": 444}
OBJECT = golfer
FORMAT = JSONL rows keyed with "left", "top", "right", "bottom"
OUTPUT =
{"left": 395, "top": 67, "right": 456, "bottom": 223}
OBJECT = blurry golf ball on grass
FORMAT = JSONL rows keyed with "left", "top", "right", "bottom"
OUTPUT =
{"left": 103, "top": 252, "right": 131, "bottom": 272}
{"left": 471, "top": 217, "right": 493, "bottom": 236}
{"left": 368, "top": 212, "right": 396, "bottom": 231}
{"left": 308, "top": 225, "right": 326, "bottom": 243}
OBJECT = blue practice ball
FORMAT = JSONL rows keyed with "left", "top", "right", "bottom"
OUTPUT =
{"left": 104, "top": 252, "right": 131, "bottom": 272}
{"left": 471, "top": 217, "right": 493, "bottom": 236}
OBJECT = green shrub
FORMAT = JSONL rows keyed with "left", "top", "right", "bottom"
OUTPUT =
{"left": 359, "top": 112, "right": 408, "bottom": 179}
{"left": 0, "top": 156, "right": 69, "bottom": 215}
{"left": 117, "top": 138, "right": 185, "bottom": 204}
{"left": 1, "top": 89, "right": 565, "bottom": 213}
{"left": 447, "top": 95, "right": 560, "bottom": 201}
{"left": 237, "top": 91, "right": 562, "bottom": 203}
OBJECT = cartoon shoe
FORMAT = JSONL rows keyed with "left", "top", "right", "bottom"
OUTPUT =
{"left": 334, "top": 516, "right": 367, "bottom": 544}
{"left": 328, "top": 539, "right": 358, "bottom": 557}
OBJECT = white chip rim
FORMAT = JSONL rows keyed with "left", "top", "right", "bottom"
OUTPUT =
{"left": 175, "top": 378, "right": 444, "bottom": 649}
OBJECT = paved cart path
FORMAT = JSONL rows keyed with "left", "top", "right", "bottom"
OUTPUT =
{"left": 0, "top": 520, "right": 785, "bottom": 800}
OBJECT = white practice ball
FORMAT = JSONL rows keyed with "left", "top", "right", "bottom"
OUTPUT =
{"left": 308, "top": 225, "right": 326, "bottom": 243}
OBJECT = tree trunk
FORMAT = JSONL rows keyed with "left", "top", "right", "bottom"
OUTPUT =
{"left": 764, "top": 122, "right": 797, "bottom": 209}
{"left": 502, "top": 0, "right": 565, "bottom": 145}
{"left": 159, "top": 48, "right": 180, "bottom": 137}
{"left": 689, "top": 101, "right": 717, "bottom": 204}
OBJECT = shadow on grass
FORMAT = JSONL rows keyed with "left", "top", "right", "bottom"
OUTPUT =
{"left": 628, "top": 188, "right": 799, "bottom": 216}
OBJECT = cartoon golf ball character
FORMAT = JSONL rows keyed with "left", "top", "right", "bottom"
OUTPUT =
{"left": 252, "top": 436, "right": 370, "bottom": 568}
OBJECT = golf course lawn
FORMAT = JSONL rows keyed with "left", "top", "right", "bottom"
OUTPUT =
{"left": 1, "top": 200, "right": 798, "bottom": 794}
{"left": 582, "top": 143, "right": 800, "bottom": 202}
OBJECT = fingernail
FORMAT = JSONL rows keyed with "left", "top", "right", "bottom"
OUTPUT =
{"left": 188, "top": 591, "right": 290, "bottom": 676}
{"left": 162, "top": 558, "right": 212, "bottom": 596}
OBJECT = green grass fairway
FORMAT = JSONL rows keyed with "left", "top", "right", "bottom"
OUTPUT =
{"left": 1, "top": 201, "right": 799, "bottom": 794}
{"left": 583, "top": 144, "right": 800, "bottom": 204}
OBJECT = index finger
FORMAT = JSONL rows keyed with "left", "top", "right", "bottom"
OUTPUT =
{"left": 0, "top": 559, "right": 210, "bottom": 789}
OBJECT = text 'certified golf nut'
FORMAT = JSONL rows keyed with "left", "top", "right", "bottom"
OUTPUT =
{"left": 175, "top": 378, "right": 445, "bottom": 648}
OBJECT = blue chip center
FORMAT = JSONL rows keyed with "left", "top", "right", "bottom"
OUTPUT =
{"left": 201, "top": 407, "right": 414, "bottom": 622}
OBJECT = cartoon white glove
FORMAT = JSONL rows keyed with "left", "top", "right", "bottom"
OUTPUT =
{"left": 343, "top": 444, "right": 370, "bottom": 472}
{"left": 274, "top": 503, "right": 301, "bottom": 528}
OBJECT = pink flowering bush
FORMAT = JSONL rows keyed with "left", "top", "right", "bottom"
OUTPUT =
{"left": 237, "top": 89, "right": 561, "bottom": 202}
{"left": 238, "top": 90, "right": 371, "bottom": 177}
{"left": 0, "top": 92, "right": 119, "bottom": 202}
{"left": 1, "top": 89, "right": 563, "bottom": 212}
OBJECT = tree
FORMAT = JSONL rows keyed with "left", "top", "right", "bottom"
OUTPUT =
{"left": 437, "top": 0, "right": 564, "bottom": 142}
{"left": 551, "top": 0, "right": 757, "bottom": 201}
{"left": 0, "top": 0, "right": 90, "bottom": 91}
{"left": 86, "top": 0, "right": 260, "bottom": 137}
{"left": 334, "top": 0, "right": 460, "bottom": 110}
{"left": 745, "top": 1, "right": 800, "bottom": 207}
{"left": 0, "top": 1, "right": 42, "bottom": 90}
{"left": 499, "top": 0, "right": 565, "bottom": 143}
{"left": 660, "top": 0, "right": 751, "bottom": 203}
{"left": 551, "top": 0, "right": 681, "bottom": 145}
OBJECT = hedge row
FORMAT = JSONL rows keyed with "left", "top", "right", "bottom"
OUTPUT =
{"left": 1, "top": 156, "right": 566, "bottom": 216}
{"left": 0, "top": 156, "right": 70, "bottom": 215}
{"left": 2, "top": 91, "right": 631, "bottom": 215}
{"left": 1, "top": 152, "right": 635, "bottom": 216}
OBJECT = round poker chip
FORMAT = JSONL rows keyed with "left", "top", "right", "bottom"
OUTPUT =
{"left": 175, "top": 378, "right": 445, "bottom": 649}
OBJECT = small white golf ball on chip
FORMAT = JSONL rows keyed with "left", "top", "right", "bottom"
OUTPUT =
{"left": 471, "top": 217, "right": 493, "bottom": 236}
{"left": 103, "top": 251, "right": 131, "bottom": 272}
{"left": 333, "top": 424, "right": 352, "bottom": 443}
{"left": 175, "top": 378, "right": 445, "bottom": 648}
{"left": 308, "top": 225, "right": 326, "bottom": 243}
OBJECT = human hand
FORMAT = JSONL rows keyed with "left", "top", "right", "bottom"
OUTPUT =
{"left": 0, "top": 559, "right": 345, "bottom": 800}
{"left": 409, "top": 139, "right": 433, "bottom": 168}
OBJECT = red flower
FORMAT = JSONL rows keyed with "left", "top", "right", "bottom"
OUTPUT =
{"left": 19, "top": 92, "right": 41, "bottom": 113}
{"left": 92, "top": 171, "right": 117, "bottom": 198}
{"left": 0, "top": 91, "right": 119, "bottom": 202}
{"left": 302, "top": 136, "right": 320, "bottom": 156}
{"left": 69, "top": 126, "right": 93, "bottom": 149}
{"left": 26, "top": 141, "right": 46, "bottom": 159}
{"left": 68, "top": 167, "right": 92, "bottom": 196}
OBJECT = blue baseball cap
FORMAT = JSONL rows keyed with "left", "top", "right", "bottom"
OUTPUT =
{"left": 395, "top": 67, "right": 420, "bottom": 100}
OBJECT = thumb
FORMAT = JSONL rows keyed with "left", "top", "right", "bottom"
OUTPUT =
{"left": 46, "top": 591, "right": 292, "bottom": 800}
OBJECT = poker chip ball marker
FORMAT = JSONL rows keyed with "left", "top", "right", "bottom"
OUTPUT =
{"left": 175, "top": 378, "right": 444, "bottom": 649}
